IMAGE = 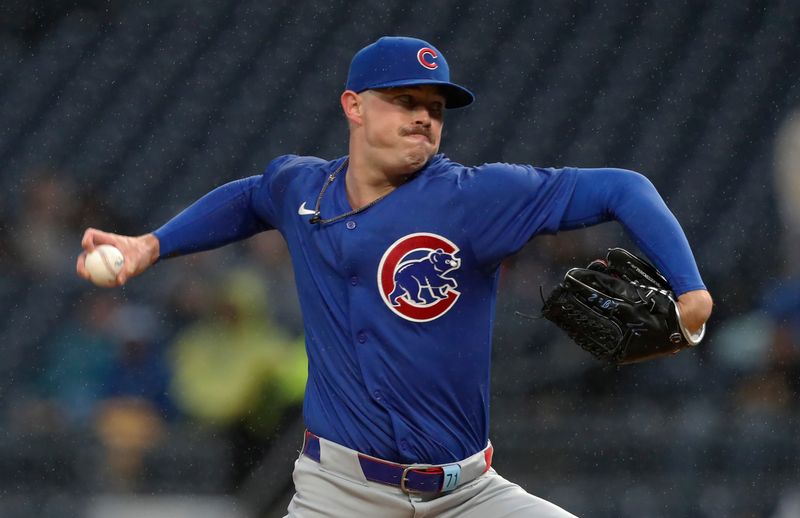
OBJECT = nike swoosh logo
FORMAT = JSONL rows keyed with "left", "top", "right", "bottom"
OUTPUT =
{"left": 298, "top": 202, "right": 316, "bottom": 216}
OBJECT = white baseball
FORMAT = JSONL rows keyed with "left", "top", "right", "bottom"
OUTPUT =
{"left": 84, "top": 244, "right": 125, "bottom": 287}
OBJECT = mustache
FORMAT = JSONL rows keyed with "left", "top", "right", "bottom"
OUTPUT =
{"left": 400, "top": 126, "right": 433, "bottom": 141}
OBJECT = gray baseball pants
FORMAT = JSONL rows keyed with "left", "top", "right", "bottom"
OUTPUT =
{"left": 283, "top": 434, "right": 577, "bottom": 517}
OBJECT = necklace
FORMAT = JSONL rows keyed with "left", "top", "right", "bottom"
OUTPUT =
{"left": 309, "top": 158, "right": 394, "bottom": 225}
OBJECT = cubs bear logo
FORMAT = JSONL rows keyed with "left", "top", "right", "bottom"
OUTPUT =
{"left": 377, "top": 233, "right": 461, "bottom": 322}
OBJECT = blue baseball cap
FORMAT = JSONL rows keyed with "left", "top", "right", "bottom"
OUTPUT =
{"left": 346, "top": 36, "right": 474, "bottom": 109}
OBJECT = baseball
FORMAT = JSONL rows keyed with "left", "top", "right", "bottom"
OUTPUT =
{"left": 84, "top": 244, "right": 125, "bottom": 287}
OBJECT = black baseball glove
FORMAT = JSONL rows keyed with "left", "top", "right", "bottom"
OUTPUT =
{"left": 541, "top": 248, "right": 705, "bottom": 365}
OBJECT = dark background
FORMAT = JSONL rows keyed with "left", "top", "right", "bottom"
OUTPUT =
{"left": 1, "top": 1, "right": 799, "bottom": 517}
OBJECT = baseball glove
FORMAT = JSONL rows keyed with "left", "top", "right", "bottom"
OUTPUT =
{"left": 541, "top": 248, "right": 705, "bottom": 365}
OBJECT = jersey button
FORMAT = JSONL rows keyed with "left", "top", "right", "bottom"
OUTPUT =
{"left": 357, "top": 332, "right": 367, "bottom": 343}
{"left": 346, "top": 220, "right": 356, "bottom": 230}
{"left": 373, "top": 390, "right": 382, "bottom": 400}
{"left": 400, "top": 440, "right": 409, "bottom": 451}
{"left": 350, "top": 276, "right": 358, "bottom": 286}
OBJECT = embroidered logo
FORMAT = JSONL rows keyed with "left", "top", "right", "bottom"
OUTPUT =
{"left": 377, "top": 233, "right": 461, "bottom": 322}
{"left": 417, "top": 47, "right": 439, "bottom": 70}
{"left": 298, "top": 202, "right": 316, "bottom": 216}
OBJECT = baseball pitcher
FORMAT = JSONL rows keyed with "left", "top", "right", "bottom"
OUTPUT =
{"left": 77, "top": 37, "right": 713, "bottom": 517}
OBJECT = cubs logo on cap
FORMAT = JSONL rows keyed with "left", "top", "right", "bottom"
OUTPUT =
{"left": 417, "top": 47, "right": 438, "bottom": 70}
{"left": 377, "top": 233, "right": 462, "bottom": 322}
{"left": 346, "top": 36, "right": 474, "bottom": 109}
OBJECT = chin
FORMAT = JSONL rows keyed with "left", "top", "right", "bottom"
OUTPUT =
{"left": 405, "top": 151, "right": 433, "bottom": 171}
{"left": 406, "top": 145, "right": 437, "bottom": 167}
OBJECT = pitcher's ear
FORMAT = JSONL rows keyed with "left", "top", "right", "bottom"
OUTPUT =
{"left": 341, "top": 90, "right": 363, "bottom": 125}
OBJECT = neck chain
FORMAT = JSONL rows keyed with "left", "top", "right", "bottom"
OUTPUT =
{"left": 309, "top": 158, "right": 393, "bottom": 225}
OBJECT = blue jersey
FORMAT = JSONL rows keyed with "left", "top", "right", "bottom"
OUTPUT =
{"left": 254, "top": 154, "right": 576, "bottom": 464}
{"left": 155, "top": 153, "right": 705, "bottom": 464}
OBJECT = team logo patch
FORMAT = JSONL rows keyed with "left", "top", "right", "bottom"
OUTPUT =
{"left": 417, "top": 47, "right": 438, "bottom": 70}
{"left": 377, "top": 233, "right": 461, "bottom": 322}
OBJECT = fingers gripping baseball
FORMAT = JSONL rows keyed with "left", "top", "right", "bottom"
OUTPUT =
{"left": 77, "top": 228, "right": 160, "bottom": 287}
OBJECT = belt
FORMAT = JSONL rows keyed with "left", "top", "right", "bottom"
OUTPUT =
{"left": 301, "top": 430, "right": 493, "bottom": 495}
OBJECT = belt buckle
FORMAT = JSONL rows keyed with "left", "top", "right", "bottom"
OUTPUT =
{"left": 400, "top": 464, "right": 462, "bottom": 495}
{"left": 400, "top": 465, "right": 424, "bottom": 495}
{"left": 400, "top": 465, "right": 439, "bottom": 495}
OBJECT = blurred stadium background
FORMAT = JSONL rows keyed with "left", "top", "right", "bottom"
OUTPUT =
{"left": 1, "top": 0, "right": 799, "bottom": 516}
